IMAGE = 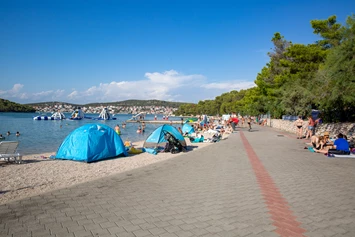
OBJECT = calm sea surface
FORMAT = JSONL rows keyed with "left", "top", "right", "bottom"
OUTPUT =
{"left": 0, "top": 113, "right": 182, "bottom": 155}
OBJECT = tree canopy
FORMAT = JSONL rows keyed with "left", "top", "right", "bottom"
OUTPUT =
{"left": 0, "top": 99, "right": 36, "bottom": 112}
{"left": 175, "top": 14, "right": 355, "bottom": 122}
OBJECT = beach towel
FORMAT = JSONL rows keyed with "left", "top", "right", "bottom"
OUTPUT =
{"left": 145, "top": 147, "right": 158, "bottom": 155}
{"left": 329, "top": 154, "right": 355, "bottom": 158}
{"left": 128, "top": 147, "right": 144, "bottom": 154}
{"left": 192, "top": 136, "right": 204, "bottom": 143}
{"left": 307, "top": 147, "right": 315, "bottom": 152}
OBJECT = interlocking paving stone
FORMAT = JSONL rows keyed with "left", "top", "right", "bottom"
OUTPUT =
{"left": 1, "top": 126, "right": 355, "bottom": 236}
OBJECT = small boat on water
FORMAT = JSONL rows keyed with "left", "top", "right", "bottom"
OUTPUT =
{"left": 33, "top": 111, "right": 66, "bottom": 120}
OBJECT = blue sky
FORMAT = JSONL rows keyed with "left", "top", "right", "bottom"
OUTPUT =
{"left": 0, "top": 0, "right": 353, "bottom": 104}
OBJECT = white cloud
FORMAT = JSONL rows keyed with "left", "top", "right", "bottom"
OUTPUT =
{"left": 1, "top": 70, "right": 256, "bottom": 104}
{"left": 0, "top": 84, "right": 28, "bottom": 99}
{"left": 71, "top": 70, "right": 206, "bottom": 103}
{"left": 201, "top": 81, "right": 256, "bottom": 90}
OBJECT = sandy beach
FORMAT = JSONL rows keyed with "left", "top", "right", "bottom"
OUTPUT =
{"left": 0, "top": 133, "right": 229, "bottom": 205}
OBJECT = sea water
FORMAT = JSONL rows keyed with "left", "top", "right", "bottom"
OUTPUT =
{"left": 0, "top": 112, "right": 183, "bottom": 155}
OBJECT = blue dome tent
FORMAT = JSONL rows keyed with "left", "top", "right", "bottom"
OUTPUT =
{"left": 182, "top": 123, "right": 195, "bottom": 135}
{"left": 143, "top": 124, "right": 187, "bottom": 148}
{"left": 55, "top": 124, "right": 127, "bottom": 163}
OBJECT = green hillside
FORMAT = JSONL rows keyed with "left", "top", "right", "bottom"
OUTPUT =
{"left": 0, "top": 98, "right": 36, "bottom": 112}
{"left": 26, "top": 99, "right": 192, "bottom": 108}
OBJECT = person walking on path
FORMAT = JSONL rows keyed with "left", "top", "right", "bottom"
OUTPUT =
{"left": 247, "top": 116, "right": 252, "bottom": 131}
{"left": 294, "top": 116, "right": 304, "bottom": 139}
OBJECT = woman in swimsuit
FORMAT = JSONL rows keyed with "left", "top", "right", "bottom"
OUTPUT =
{"left": 294, "top": 116, "right": 304, "bottom": 139}
{"left": 305, "top": 116, "right": 315, "bottom": 139}
{"left": 311, "top": 135, "right": 324, "bottom": 150}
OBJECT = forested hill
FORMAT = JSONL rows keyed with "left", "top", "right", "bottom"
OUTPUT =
{"left": 0, "top": 99, "right": 36, "bottom": 112}
{"left": 26, "top": 99, "right": 191, "bottom": 108}
{"left": 175, "top": 14, "right": 355, "bottom": 122}
{"left": 85, "top": 100, "right": 188, "bottom": 107}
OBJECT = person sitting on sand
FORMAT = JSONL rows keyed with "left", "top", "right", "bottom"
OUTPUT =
{"left": 124, "top": 140, "right": 132, "bottom": 147}
{"left": 310, "top": 135, "right": 325, "bottom": 151}
{"left": 322, "top": 132, "right": 333, "bottom": 148}
{"left": 327, "top": 133, "right": 350, "bottom": 155}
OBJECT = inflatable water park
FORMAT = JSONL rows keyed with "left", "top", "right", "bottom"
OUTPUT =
{"left": 69, "top": 108, "right": 85, "bottom": 120}
{"left": 33, "top": 111, "right": 66, "bottom": 120}
{"left": 33, "top": 107, "right": 117, "bottom": 121}
{"left": 88, "top": 108, "right": 117, "bottom": 120}
{"left": 127, "top": 112, "right": 146, "bottom": 121}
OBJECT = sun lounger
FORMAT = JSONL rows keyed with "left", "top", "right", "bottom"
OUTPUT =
{"left": 0, "top": 141, "right": 22, "bottom": 164}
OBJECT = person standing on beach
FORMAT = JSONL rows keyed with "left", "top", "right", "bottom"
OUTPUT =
{"left": 294, "top": 116, "right": 304, "bottom": 139}
{"left": 305, "top": 116, "right": 315, "bottom": 139}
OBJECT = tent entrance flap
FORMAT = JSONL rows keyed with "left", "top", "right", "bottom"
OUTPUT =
{"left": 143, "top": 124, "right": 186, "bottom": 148}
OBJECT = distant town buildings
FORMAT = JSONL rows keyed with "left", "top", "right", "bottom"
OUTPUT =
{"left": 32, "top": 103, "right": 178, "bottom": 116}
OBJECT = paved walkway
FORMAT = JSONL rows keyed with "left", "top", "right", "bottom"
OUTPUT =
{"left": 1, "top": 126, "right": 355, "bottom": 237}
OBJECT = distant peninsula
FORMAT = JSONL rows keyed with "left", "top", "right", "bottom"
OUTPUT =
{"left": 0, "top": 98, "right": 193, "bottom": 114}
{"left": 0, "top": 98, "right": 36, "bottom": 112}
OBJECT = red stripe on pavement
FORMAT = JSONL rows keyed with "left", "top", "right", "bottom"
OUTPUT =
{"left": 240, "top": 131, "right": 306, "bottom": 237}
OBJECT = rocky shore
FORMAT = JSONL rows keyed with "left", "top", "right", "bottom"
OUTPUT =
{"left": 266, "top": 119, "right": 355, "bottom": 139}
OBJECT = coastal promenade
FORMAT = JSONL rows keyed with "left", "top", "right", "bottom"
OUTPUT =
{"left": 1, "top": 126, "right": 355, "bottom": 237}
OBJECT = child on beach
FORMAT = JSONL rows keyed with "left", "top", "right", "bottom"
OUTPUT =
{"left": 114, "top": 124, "right": 121, "bottom": 135}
